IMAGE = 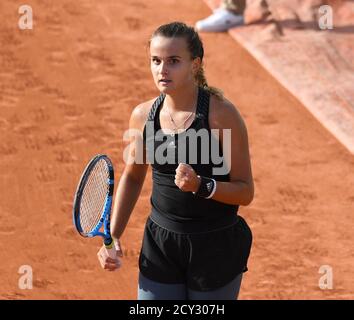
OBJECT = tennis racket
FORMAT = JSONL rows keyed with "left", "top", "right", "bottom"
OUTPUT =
{"left": 73, "top": 154, "right": 117, "bottom": 259}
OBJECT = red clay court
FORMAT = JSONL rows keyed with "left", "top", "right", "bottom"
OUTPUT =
{"left": 0, "top": 0, "right": 353, "bottom": 299}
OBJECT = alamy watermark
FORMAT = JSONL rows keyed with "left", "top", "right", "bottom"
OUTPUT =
{"left": 318, "top": 5, "right": 333, "bottom": 30}
{"left": 18, "top": 5, "right": 33, "bottom": 30}
{"left": 122, "top": 120, "right": 231, "bottom": 175}
{"left": 18, "top": 265, "right": 33, "bottom": 290}
{"left": 318, "top": 265, "right": 333, "bottom": 290}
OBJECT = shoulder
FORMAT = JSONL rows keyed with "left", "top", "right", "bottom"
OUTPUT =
{"left": 208, "top": 94, "right": 246, "bottom": 132}
{"left": 129, "top": 97, "right": 158, "bottom": 130}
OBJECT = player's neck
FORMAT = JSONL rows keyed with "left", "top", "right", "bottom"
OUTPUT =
{"left": 164, "top": 84, "right": 198, "bottom": 112}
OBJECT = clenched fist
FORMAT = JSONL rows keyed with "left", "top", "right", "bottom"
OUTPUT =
{"left": 174, "top": 163, "right": 201, "bottom": 193}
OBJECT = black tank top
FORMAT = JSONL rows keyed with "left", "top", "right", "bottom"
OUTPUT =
{"left": 143, "top": 87, "right": 238, "bottom": 229}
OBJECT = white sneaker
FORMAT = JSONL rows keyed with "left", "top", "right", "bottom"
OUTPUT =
{"left": 195, "top": 8, "right": 244, "bottom": 32}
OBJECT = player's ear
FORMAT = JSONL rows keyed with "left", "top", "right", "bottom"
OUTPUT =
{"left": 192, "top": 57, "right": 201, "bottom": 75}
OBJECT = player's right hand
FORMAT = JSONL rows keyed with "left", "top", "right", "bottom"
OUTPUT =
{"left": 97, "top": 240, "right": 123, "bottom": 271}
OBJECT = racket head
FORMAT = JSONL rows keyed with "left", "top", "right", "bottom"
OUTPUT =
{"left": 72, "top": 154, "right": 114, "bottom": 242}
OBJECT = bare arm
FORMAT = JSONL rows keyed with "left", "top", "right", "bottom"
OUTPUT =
{"left": 110, "top": 166, "right": 147, "bottom": 240}
{"left": 110, "top": 104, "right": 149, "bottom": 240}
{"left": 209, "top": 97, "right": 254, "bottom": 206}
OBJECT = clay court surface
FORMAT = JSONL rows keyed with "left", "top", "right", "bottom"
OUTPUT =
{"left": 1, "top": 0, "right": 353, "bottom": 299}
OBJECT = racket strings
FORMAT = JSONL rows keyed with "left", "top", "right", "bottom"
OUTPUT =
{"left": 79, "top": 159, "right": 110, "bottom": 234}
{"left": 81, "top": 163, "right": 108, "bottom": 232}
{"left": 84, "top": 161, "right": 109, "bottom": 228}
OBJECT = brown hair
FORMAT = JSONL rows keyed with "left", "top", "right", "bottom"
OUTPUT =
{"left": 149, "top": 21, "right": 223, "bottom": 99}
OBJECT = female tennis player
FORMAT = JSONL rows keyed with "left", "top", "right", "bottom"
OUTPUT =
{"left": 97, "top": 21, "right": 254, "bottom": 300}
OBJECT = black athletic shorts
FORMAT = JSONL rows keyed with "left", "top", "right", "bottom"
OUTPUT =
{"left": 138, "top": 212, "right": 253, "bottom": 291}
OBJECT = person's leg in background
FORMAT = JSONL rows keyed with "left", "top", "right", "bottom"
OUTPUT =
{"left": 221, "top": 0, "right": 246, "bottom": 14}
{"left": 137, "top": 272, "right": 188, "bottom": 300}
{"left": 187, "top": 273, "right": 243, "bottom": 300}
{"left": 195, "top": 0, "right": 245, "bottom": 32}
{"left": 195, "top": 0, "right": 274, "bottom": 32}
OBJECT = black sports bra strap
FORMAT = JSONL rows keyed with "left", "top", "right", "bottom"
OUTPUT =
{"left": 143, "top": 94, "right": 165, "bottom": 142}
{"left": 194, "top": 87, "right": 210, "bottom": 130}
{"left": 148, "top": 94, "right": 166, "bottom": 121}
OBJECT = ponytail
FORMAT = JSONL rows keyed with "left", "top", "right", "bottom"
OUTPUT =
{"left": 195, "top": 65, "right": 223, "bottom": 99}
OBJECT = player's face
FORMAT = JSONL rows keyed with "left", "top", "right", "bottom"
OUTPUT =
{"left": 150, "top": 36, "right": 199, "bottom": 94}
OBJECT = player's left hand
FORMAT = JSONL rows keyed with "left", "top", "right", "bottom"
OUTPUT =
{"left": 174, "top": 163, "right": 201, "bottom": 193}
